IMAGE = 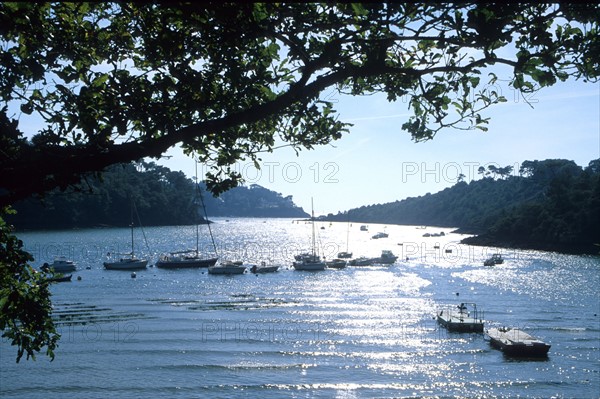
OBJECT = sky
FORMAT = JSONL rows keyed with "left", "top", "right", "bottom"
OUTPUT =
{"left": 155, "top": 73, "right": 600, "bottom": 217}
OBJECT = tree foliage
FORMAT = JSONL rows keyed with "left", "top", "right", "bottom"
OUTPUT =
{"left": 1, "top": 207, "right": 59, "bottom": 362}
{"left": 1, "top": 3, "right": 598, "bottom": 362}
{"left": 1, "top": 2, "right": 598, "bottom": 206}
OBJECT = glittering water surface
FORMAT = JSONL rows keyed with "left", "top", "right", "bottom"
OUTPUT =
{"left": 1, "top": 218, "right": 599, "bottom": 398}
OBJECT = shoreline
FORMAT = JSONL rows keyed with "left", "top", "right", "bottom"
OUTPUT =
{"left": 461, "top": 234, "right": 600, "bottom": 256}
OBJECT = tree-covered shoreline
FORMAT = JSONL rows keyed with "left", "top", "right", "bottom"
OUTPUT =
{"left": 321, "top": 159, "right": 600, "bottom": 255}
{"left": 7, "top": 162, "right": 309, "bottom": 231}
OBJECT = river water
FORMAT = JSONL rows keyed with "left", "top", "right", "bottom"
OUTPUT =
{"left": 1, "top": 218, "right": 599, "bottom": 398}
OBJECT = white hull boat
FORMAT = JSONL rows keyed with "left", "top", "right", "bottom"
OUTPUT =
{"left": 208, "top": 261, "right": 246, "bottom": 275}
{"left": 250, "top": 262, "right": 279, "bottom": 273}
{"left": 104, "top": 257, "right": 148, "bottom": 270}
{"left": 292, "top": 199, "right": 326, "bottom": 271}
{"left": 43, "top": 257, "right": 77, "bottom": 273}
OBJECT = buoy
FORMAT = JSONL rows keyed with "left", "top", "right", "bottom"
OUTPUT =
{"left": 131, "top": 272, "right": 136, "bottom": 278}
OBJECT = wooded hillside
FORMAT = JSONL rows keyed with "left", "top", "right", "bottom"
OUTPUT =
{"left": 323, "top": 159, "right": 600, "bottom": 254}
{"left": 8, "top": 162, "right": 309, "bottom": 230}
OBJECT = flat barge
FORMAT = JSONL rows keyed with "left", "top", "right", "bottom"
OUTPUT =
{"left": 487, "top": 327, "right": 551, "bottom": 357}
{"left": 437, "top": 302, "right": 484, "bottom": 333}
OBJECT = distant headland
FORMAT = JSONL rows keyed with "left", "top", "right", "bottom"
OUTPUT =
{"left": 319, "top": 159, "right": 600, "bottom": 255}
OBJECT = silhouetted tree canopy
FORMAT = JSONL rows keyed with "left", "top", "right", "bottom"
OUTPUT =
{"left": 1, "top": 2, "right": 598, "bottom": 206}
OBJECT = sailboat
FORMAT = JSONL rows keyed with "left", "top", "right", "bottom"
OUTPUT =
{"left": 104, "top": 200, "right": 148, "bottom": 270}
{"left": 293, "top": 198, "right": 326, "bottom": 271}
{"left": 156, "top": 162, "right": 218, "bottom": 269}
{"left": 341, "top": 214, "right": 353, "bottom": 257}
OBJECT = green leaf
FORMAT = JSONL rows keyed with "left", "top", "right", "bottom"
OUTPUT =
{"left": 20, "top": 103, "right": 33, "bottom": 115}
{"left": 91, "top": 73, "right": 109, "bottom": 88}
{"left": 350, "top": 3, "right": 368, "bottom": 16}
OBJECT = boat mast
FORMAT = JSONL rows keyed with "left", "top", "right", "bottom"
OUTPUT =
{"left": 311, "top": 198, "right": 316, "bottom": 258}
{"left": 345, "top": 213, "right": 350, "bottom": 253}
{"left": 195, "top": 160, "right": 218, "bottom": 257}
{"left": 130, "top": 198, "right": 135, "bottom": 256}
{"left": 130, "top": 223, "right": 134, "bottom": 256}
{"left": 195, "top": 161, "right": 199, "bottom": 255}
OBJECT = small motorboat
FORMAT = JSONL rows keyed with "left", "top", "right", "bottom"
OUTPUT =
{"left": 326, "top": 259, "right": 347, "bottom": 269}
{"left": 208, "top": 261, "right": 247, "bottom": 275}
{"left": 250, "top": 262, "right": 279, "bottom": 273}
{"left": 348, "top": 257, "right": 375, "bottom": 266}
{"left": 373, "top": 250, "right": 398, "bottom": 264}
{"left": 487, "top": 327, "right": 551, "bottom": 357}
{"left": 46, "top": 273, "right": 72, "bottom": 283}
{"left": 484, "top": 258, "right": 496, "bottom": 266}
{"left": 42, "top": 257, "right": 77, "bottom": 273}
{"left": 372, "top": 232, "right": 389, "bottom": 239}
{"left": 484, "top": 253, "right": 504, "bottom": 266}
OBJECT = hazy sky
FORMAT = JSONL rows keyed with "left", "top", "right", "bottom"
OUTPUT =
{"left": 156, "top": 72, "right": 600, "bottom": 216}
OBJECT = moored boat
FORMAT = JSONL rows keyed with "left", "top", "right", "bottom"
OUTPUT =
{"left": 208, "top": 261, "right": 247, "bottom": 275}
{"left": 491, "top": 253, "right": 504, "bottom": 264}
{"left": 156, "top": 252, "right": 218, "bottom": 268}
{"left": 294, "top": 252, "right": 313, "bottom": 261}
{"left": 293, "top": 254, "right": 327, "bottom": 271}
{"left": 104, "top": 255, "right": 148, "bottom": 270}
{"left": 293, "top": 199, "right": 326, "bottom": 271}
{"left": 45, "top": 273, "right": 73, "bottom": 282}
{"left": 437, "top": 302, "right": 484, "bottom": 332}
{"left": 372, "top": 232, "right": 388, "bottom": 239}
{"left": 104, "top": 199, "right": 148, "bottom": 270}
{"left": 43, "top": 257, "right": 77, "bottom": 273}
{"left": 484, "top": 253, "right": 504, "bottom": 266}
{"left": 326, "top": 259, "right": 347, "bottom": 269}
{"left": 157, "top": 162, "right": 219, "bottom": 269}
{"left": 484, "top": 258, "right": 496, "bottom": 266}
{"left": 373, "top": 250, "right": 398, "bottom": 264}
{"left": 487, "top": 327, "right": 551, "bottom": 357}
{"left": 348, "top": 257, "right": 375, "bottom": 266}
{"left": 250, "top": 262, "right": 279, "bottom": 273}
